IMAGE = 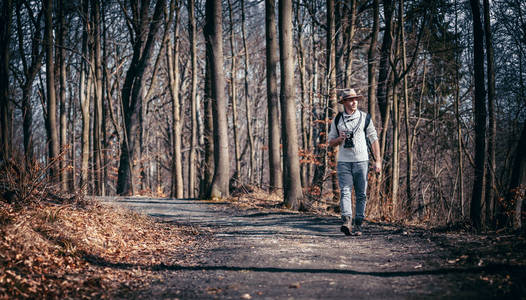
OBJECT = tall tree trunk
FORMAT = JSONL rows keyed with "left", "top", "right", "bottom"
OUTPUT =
{"left": 392, "top": 85, "right": 400, "bottom": 215}
{"left": 391, "top": 22, "right": 400, "bottom": 215}
{"left": 454, "top": 0, "right": 465, "bottom": 218}
{"left": 399, "top": 0, "right": 413, "bottom": 212}
{"left": 44, "top": 0, "right": 59, "bottom": 181}
{"left": 367, "top": 0, "right": 380, "bottom": 202}
{"left": 0, "top": 0, "right": 12, "bottom": 161}
{"left": 79, "top": 0, "right": 91, "bottom": 191}
{"left": 295, "top": 2, "right": 308, "bottom": 187}
{"left": 188, "top": 0, "right": 198, "bottom": 198}
{"left": 469, "top": 0, "right": 487, "bottom": 231}
{"left": 117, "top": 0, "right": 165, "bottom": 195}
{"left": 367, "top": 0, "right": 379, "bottom": 123}
{"left": 58, "top": 0, "right": 69, "bottom": 191}
{"left": 200, "top": 57, "right": 215, "bottom": 199}
{"left": 265, "top": 0, "right": 282, "bottom": 192}
{"left": 100, "top": 1, "right": 109, "bottom": 196}
{"left": 241, "top": 0, "right": 255, "bottom": 184}
{"left": 308, "top": 9, "right": 317, "bottom": 183}
{"left": 279, "top": 0, "right": 303, "bottom": 209}
{"left": 483, "top": 0, "right": 496, "bottom": 226}
{"left": 15, "top": 3, "right": 42, "bottom": 165}
{"left": 375, "top": 0, "right": 394, "bottom": 208}
{"left": 205, "top": 0, "right": 230, "bottom": 199}
{"left": 508, "top": 122, "right": 526, "bottom": 229}
{"left": 168, "top": 0, "right": 183, "bottom": 199}
{"left": 92, "top": 0, "right": 103, "bottom": 195}
{"left": 343, "top": 0, "right": 357, "bottom": 88}
{"left": 377, "top": 0, "right": 394, "bottom": 128}
{"left": 327, "top": 0, "right": 339, "bottom": 203}
{"left": 227, "top": 0, "right": 241, "bottom": 183}
{"left": 69, "top": 81, "right": 76, "bottom": 190}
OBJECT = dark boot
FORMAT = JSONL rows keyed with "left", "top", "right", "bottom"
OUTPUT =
{"left": 354, "top": 218, "right": 363, "bottom": 236}
{"left": 340, "top": 216, "right": 352, "bottom": 236}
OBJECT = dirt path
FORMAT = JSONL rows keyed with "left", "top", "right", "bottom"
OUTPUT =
{"left": 103, "top": 197, "right": 525, "bottom": 299}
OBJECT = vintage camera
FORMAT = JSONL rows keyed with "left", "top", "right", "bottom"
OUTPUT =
{"left": 343, "top": 131, "right": 354, "bottom": 148}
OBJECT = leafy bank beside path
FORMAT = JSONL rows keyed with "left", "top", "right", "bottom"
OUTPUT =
{"left": 0, "top": 198, "right": 204, "bottom": 299}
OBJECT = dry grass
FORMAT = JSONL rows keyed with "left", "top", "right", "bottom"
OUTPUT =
{"left": 228, "top": 185, "right": 343, "bottom": 218}
{"left": 226, "top": 186, "right": 454, "bottom": 230}
{"left": 0, "top": 199, "right": 200, "bottom": 299}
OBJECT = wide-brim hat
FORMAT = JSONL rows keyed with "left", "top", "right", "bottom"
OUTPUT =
{"left": 338, "top": 88, "right": 363, "bottom": 103}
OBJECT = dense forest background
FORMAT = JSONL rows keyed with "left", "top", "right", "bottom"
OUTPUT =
{"left": 0, "top": 0, "right": 524, "bottom": 231}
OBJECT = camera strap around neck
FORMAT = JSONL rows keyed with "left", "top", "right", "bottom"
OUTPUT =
{"left": 342, "top": 111, "right": 362, "bottom": 134}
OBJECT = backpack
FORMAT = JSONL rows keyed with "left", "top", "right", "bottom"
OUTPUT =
{"left": 334, "top": 111, "right": 374, "bottom": 160}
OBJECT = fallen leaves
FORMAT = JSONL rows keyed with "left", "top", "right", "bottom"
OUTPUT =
{"left": 0, "top": 200, "right": 199, "bottom": 299}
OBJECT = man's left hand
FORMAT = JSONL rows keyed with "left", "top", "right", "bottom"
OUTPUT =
{"left": 374, "top": 161, "right": 382, "bottom": 174}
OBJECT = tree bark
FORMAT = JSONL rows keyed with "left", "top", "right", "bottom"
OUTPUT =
{"left": 79, "top": 0, "right": 90, "bottom": 193}
{"left": 454, "top": 0, "right": 465, "bottom": 218}
{"left": 367, "top": 0, "right": 379, "bottom": 123}
{"left": 79, "top": 0, "right": 91, "bottom": 191}
{"left": 279, "top": 0, "right": 303, "bottom": 209}
{"left": 327, "top": 0, "right": 339, "bottom": 203}
{"left": 343, "top": 0, "right": 357, "bottom": 88}
{"left": 117, "top": 0, "right": 165, "bottom": 195}
{"left": 367, "top": 0, "right": 379, "bottom": 200}
{"left": 58, "top": 0, "right": 69, "bottom": 191}
{"left": 44, "top": 0, "right": 59, "bottom": 181}
{"left": 188, "top": 0, "right": 198, "bottom": 198}
{"left": 92, "top": 0, "right": 104, "bottom": 195}
{"left": 241, "top": 0, "right": 255, "bottom": 184}
{"left": 399, "top": 0, "right": 413, "bottom": 212}
{"left": 205, "top": 0, "right": 230, "bottom": 199}
{"left": 469, "top": 0, "right": 487, "bottom": 231}
{"left": 265, "top": 0, "right": 283, "bottom": 192}
{"left": 227, "top": 0, "right": 241, "bottom": 183}
{"left": 508, "top": 122, "right": 526, "bottom": 229}
{"left": 0, "top": 0, "right": 12, "bottom": 161}
{"left": 483, "top": 0, "right": 496, "bottom": 226}
{"left": 294, "top": 2, "right": 308, "bottom": 187}
{"left": 391, "top": 22, "right": 400, "bottom": 215}
{"left": 200, "top": 57, "right": 215, "bottom": 199}
{"left": 377, "top": 0, "right": 394, "bottom": 128}
{"left": 15, "top": 3, "right": 43, "bottom": 165}
{"left": 167, "top": 0, "right": 183, "bottom": 199}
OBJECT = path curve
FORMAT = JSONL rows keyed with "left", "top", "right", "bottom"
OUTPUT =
{"left": 100, "top": 197, "right": 524, "bottom": 299}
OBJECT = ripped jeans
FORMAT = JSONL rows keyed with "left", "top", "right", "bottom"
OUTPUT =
{"left": 337, "top": 161, "right": 368, "bottom": 225}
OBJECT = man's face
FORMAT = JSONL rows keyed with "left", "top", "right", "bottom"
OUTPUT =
{"left": 342, "top": 97, "right": 358, "bottom": 113}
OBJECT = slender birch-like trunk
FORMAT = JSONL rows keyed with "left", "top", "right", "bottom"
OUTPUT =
{"left": 241, "top": 0, "right": 255, "bottom": 183}
{"left": 188, "top": 0, "right": 198, "bottom": 198}
{"left": 227, "top": 0, "right": 241, "bottom": 182}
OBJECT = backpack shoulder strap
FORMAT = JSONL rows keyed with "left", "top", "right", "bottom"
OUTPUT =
{"left": 363, "top": 112, "right": 374, "bottom": 160}
{"left": 334, "top": 112, "right": 343, "bottom": 136}
{"left": 363, "top": 113, "right": 371, "bottom": 134}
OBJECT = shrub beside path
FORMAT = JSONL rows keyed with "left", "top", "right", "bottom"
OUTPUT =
{"left": 103, "top": 197, "right": 526, "bottom": 299}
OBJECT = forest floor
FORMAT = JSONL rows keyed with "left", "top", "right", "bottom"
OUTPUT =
{"left": 2, "top": 192, "right": 526, "bottom": 299}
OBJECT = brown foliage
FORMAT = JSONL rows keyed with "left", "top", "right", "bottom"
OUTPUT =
{"left": 0, "top": 158, "right": 199, "bottom": 299}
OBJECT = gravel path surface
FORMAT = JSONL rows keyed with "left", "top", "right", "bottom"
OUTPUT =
{"left": 100, "top": 197, "right": 525, "bottom": 299}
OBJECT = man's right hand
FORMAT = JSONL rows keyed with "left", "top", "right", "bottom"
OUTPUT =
{"left": 329, "top": 132, "right": 346, "bottom": 148}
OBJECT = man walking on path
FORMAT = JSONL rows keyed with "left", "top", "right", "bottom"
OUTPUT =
{"left": 328, "top": 89, "right": 382, "bottom": 236}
